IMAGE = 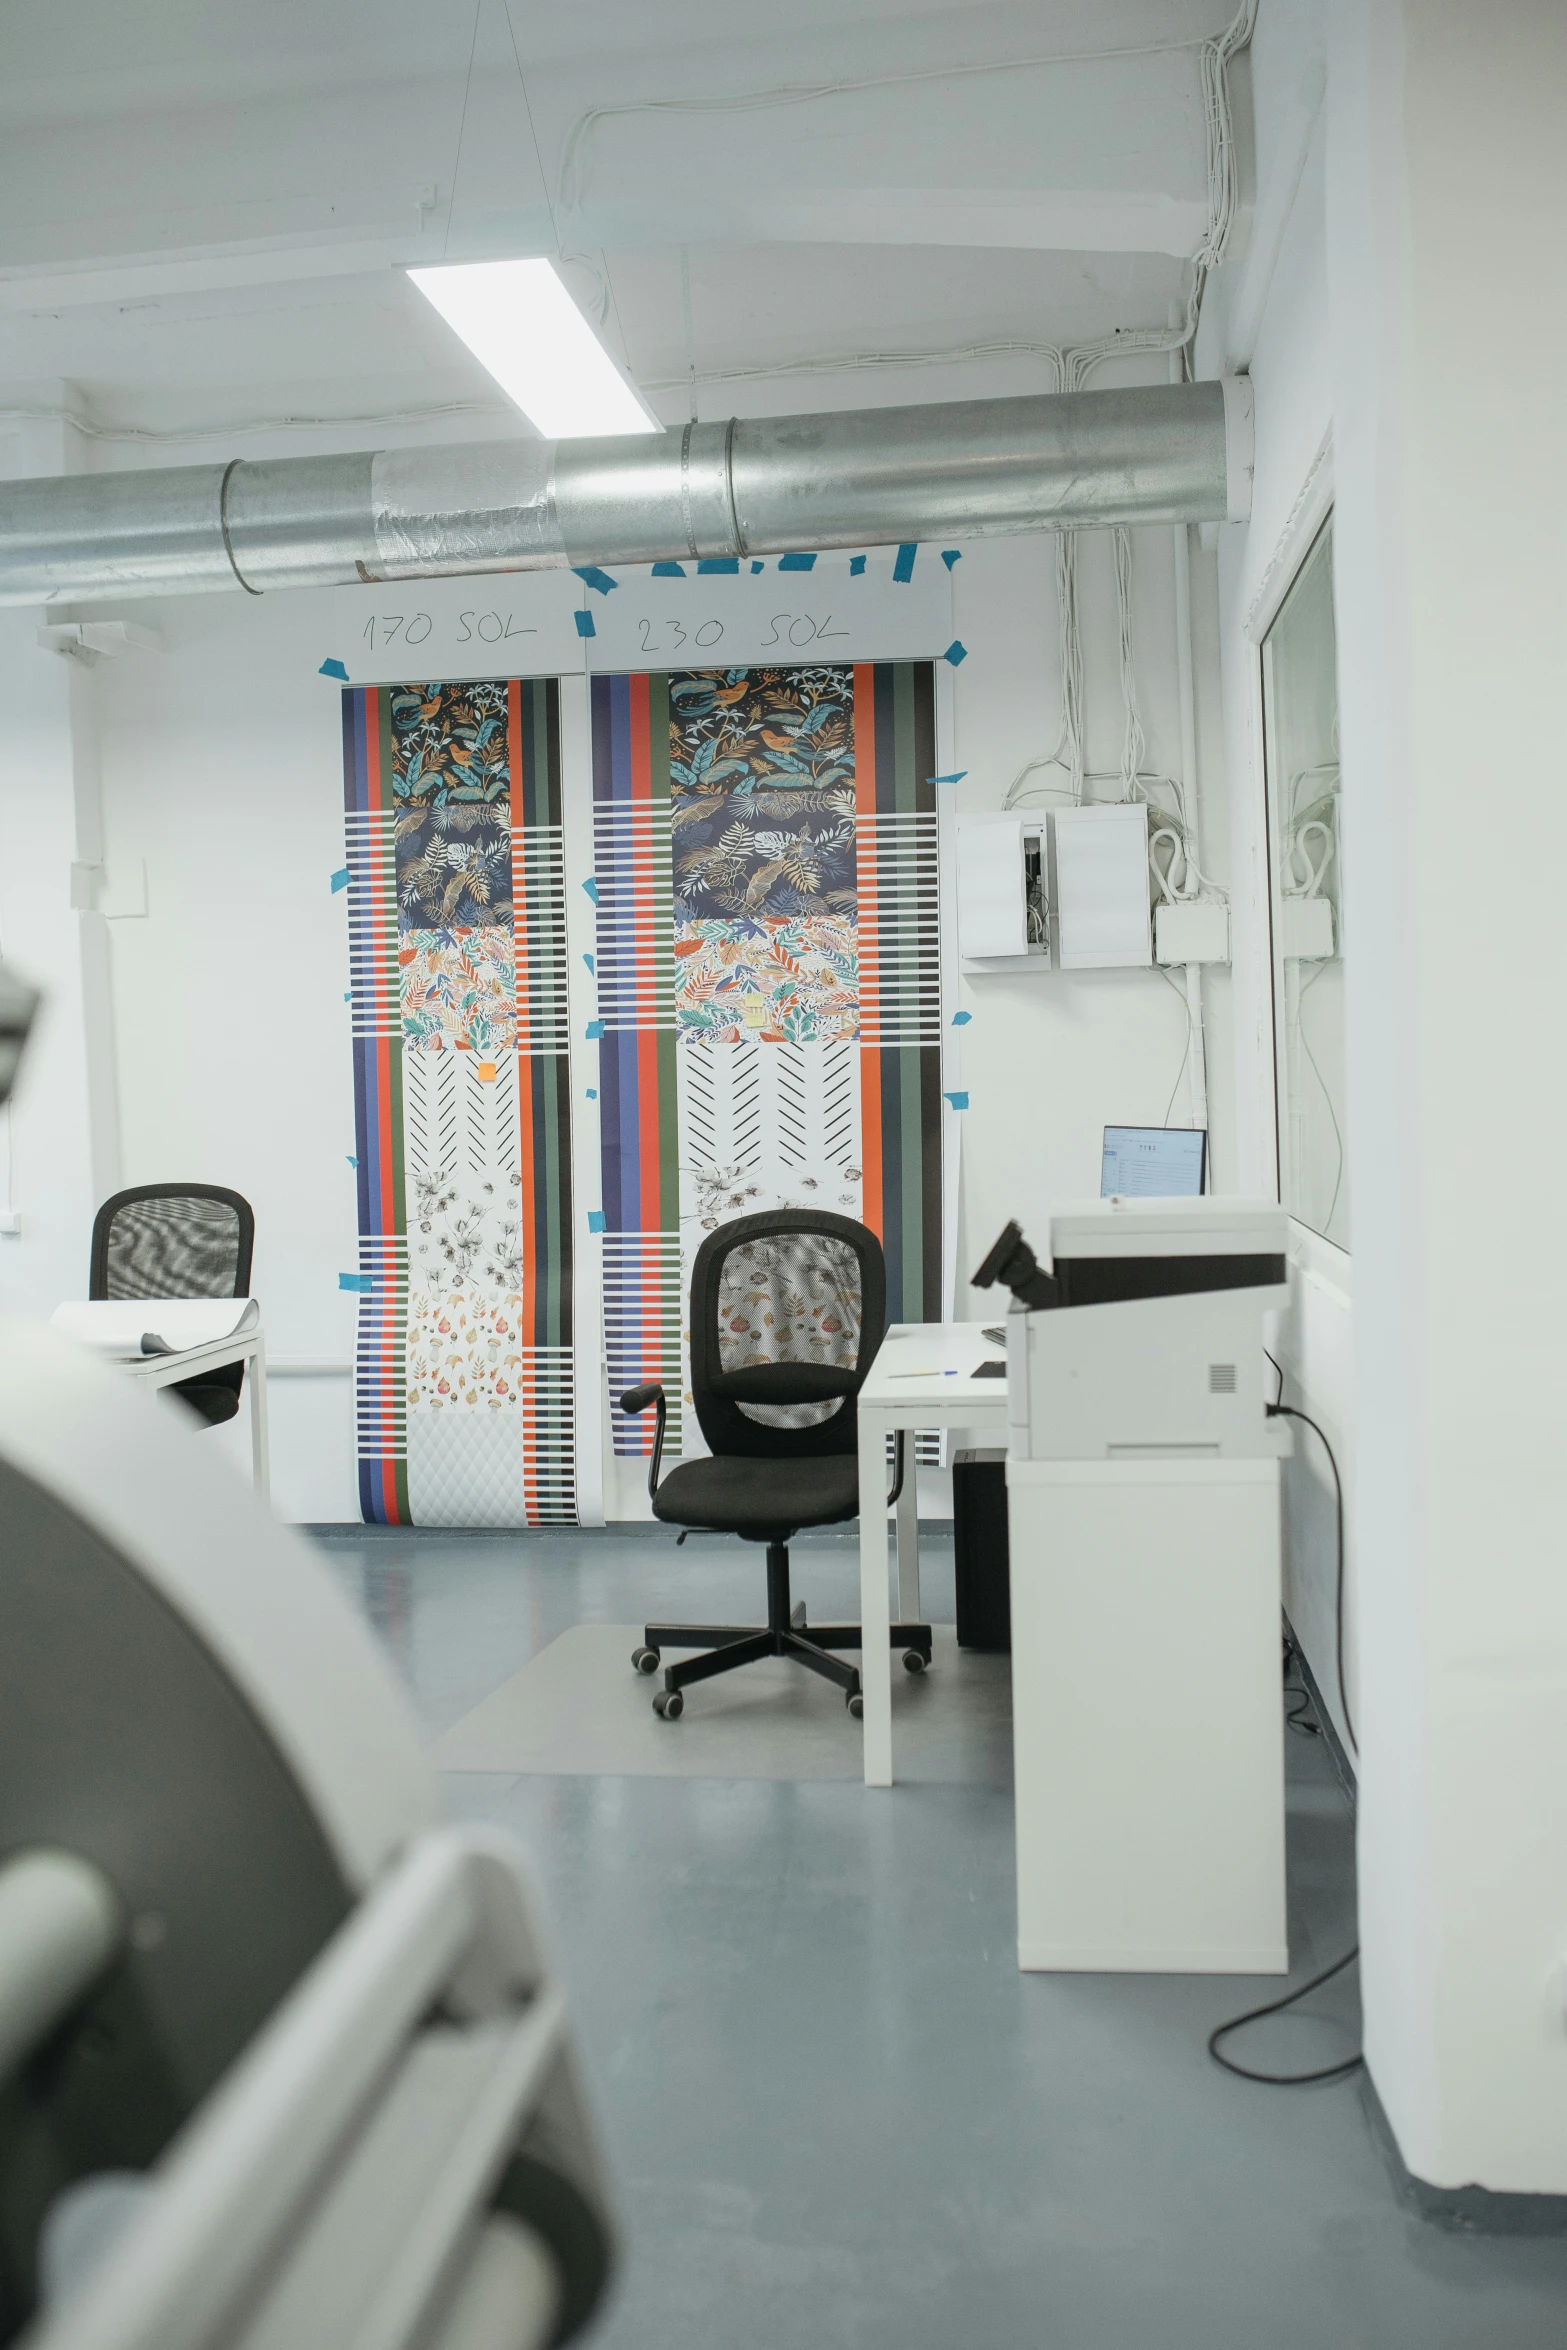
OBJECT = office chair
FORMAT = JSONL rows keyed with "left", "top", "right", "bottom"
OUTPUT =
{"left": 89, "top": 1182, "right": 255, "bottom": 1428}
{"left": 620, "top": 1208, "right": 932, "bottom": 1719}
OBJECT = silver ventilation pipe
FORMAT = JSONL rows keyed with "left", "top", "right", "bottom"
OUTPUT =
{"left": 0, "top": 379, "right": 1252, "bottom": 607}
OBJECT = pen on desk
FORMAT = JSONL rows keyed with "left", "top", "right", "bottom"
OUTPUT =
{"left": 886, "top": 1368, "right": 959, "bottom": 1379}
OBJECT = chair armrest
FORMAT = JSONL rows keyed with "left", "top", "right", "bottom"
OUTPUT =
{"left": 618, "top": 1383, "right": 667, "bottom": 1501}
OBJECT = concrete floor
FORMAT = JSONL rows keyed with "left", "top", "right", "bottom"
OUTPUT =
{"left": 314, "top": 1524, "right": 1567, "bottom": 2350}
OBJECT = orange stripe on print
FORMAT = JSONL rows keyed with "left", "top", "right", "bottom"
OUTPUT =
{"left": 629, "top": 672, "right": 652, "bottom": 799}
{"left": 859, "top": 1046, "right": 884, "bottom": 1241}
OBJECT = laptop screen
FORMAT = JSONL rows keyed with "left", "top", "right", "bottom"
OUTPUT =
{"left": 1101, "top": 1126, "right": 1207, "bottom": 1199}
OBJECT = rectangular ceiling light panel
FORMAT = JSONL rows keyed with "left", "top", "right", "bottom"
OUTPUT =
{"left": 407, "top": 258, "right": 660, "bottom": 439}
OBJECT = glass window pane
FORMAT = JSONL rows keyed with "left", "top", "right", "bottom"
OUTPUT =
{"left": 1263, "top": 522, "right": 1348, "bottom": 1250}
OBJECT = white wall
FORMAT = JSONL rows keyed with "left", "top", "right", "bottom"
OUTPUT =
{"left": 80, "top": 375, "right": 1220, "bottom": 1522}
{"left": 948, "top": 507, "right": 1233, "bottom": 1309}
{"left": 0, "top": 402, "right": 124, "bottom": 1325}
{"left": 1327, "top": 0, "right": 1567, "bottom": 2194}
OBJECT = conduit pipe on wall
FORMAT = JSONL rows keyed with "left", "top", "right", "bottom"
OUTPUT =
{"left": 0, "top": 379, "right": 1253, "bottom": 607}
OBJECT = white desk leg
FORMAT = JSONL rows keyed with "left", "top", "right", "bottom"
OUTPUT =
{"left": 858, "top": 1407, "right": 893, "bottom": 1787}
{"left": 895, "top": 1431, "right": 921, "bottom": 1623}
{"left": 249, "top": 1338, "right": 272, "bottom": 1504}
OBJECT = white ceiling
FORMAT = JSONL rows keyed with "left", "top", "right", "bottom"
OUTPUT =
{"left": 0, "top": 0, "right": 1240, "bottom": 456}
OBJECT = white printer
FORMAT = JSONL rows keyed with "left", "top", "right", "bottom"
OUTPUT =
{"left": 1004, "top": 1197, "right": 1291, "bottom": 1462}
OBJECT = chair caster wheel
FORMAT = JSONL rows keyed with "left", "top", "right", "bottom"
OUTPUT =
{"left": 632, "top": 1646, "right": 660, "bottom": 1674}
{"left": 847, "top": 1690, "right": 864, "bottom": 1718}
{"left": 902, "top": 1649, "right": 928, "bottom": 1674}
{"left": 653, "top": 1689, "right": 684, "bottom": 1720}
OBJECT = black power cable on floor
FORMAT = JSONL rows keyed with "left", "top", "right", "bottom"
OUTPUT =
{"left": 1208, "top": 1948, "right": 1365, "bottom": 2085}
{"left": 1205, "top": 1350, "right": 1363, "bottom": 2087}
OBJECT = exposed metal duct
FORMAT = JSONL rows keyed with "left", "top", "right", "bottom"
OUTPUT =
{"left": 0, "top": 379, "right": 1252, "bottom": 607}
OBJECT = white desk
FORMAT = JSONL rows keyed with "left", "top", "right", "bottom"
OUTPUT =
{"left": 856, "top": 1322, "right": 1008, "bottom": 1787}
{"left": 128, "top": 1328, "right": 271, "bottom": 1500}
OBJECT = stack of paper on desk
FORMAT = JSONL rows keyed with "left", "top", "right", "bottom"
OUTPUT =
{"left": 50, "top": 1297, "right": 260, "bottom": 1359}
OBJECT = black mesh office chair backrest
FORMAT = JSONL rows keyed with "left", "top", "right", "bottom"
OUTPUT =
{"left": 88, "top": 1185, "right": 255, "bottom": 1429}
{"left": 688, "top": 1209, "right": 886, "bottom": 1462}
{"left": 90, "top": 1185, "right": 254, "bottom": 1304}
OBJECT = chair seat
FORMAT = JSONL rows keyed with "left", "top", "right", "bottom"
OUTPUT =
{"left": 652, "top": 1452, "right": 859, "bottom": 1536}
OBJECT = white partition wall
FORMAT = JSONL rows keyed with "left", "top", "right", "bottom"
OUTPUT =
{"left": 1328, "top": 0, "right": 1567, "bottom": 2195}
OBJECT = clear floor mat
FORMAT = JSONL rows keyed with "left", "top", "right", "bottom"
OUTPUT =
{"left": 436, "top": 1623, "right": 1011, "bottom": 1784}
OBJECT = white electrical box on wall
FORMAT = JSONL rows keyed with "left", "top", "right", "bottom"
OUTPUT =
{"left": 1154, "top": 900, "right": 1230, "bottom": 965}
{"left": 1280, "top": 896, "right": 1335, "bottom": 960}
{"left": 1053, "top": 803, "right": 1152, "bottom": 969}
{"left": 955, "top": 813, "right": 1051, "bottom": 971}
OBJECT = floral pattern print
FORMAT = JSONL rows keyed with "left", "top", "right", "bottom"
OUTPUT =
{"left": 406, "top": 1291, "right": 526, "bottom": 1410}
{"left": 401, "top": 929, "right": 515, "bottom": 1056}
{"left": 716, "top": 1231, "right": 864, "bottom": 1371}
{"left": 689, "top": 1164, "right": 863, "bottom": 1237}
{"left": 409, "top": 1171, "right": 524, "bottom": 1293}
{"left": 673, "top": 914, "right": 856, "bottom": 1043}
{"left": 669, "top": 667, "right": 856, "bottom": 924}
{"left": 391, "top": 683, "right": 514, "bottom": 930}
{"left": 667, "top": 666, "right": 858, "bottom": 1043}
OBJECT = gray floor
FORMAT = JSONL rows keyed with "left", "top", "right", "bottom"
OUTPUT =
{"left": 314, "top": 1524, "right": 1567, "bottom": 2350}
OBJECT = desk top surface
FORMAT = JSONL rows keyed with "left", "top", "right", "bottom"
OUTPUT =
{"left": 859, "top": 1321, "right": 1009, "bottom": 1412}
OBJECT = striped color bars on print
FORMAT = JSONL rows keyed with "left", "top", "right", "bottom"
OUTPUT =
{"left": 343, "top": 679, "right": 576, "bottom": 1526}
{"left": 590, "top": 662, "right": 942, "bottom": 1462}
{"left": 591, "top": 672, "right": 683, "bottom": 1455}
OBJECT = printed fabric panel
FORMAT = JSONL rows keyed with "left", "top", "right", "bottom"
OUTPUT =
{"left": 343, "top": 679, "right": 575, "bottom": 1526}
{"left": 592, "top": 661, "right": 941, "bottom": 1460}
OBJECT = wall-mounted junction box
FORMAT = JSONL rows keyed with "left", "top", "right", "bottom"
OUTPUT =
{"left": 1053, "top": 803, "right": 1152, "bottom": 970}
{"left": 1154, "top": 901, "right": 1230, "bottom": 965}
{"left": 956, "top": 814, "right": 1051, "bottom": 971}
{"left": 1280, "top": 896, "right": 1335, "bottom": 961}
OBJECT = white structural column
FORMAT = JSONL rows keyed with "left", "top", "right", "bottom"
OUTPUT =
{"left": 0, "top": 393, "right": 123, "bottom": 1315}
{"left": 1328, "top": 0, "right": 1567, "bottom": 2191}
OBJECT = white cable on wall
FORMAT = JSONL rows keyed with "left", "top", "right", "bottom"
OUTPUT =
{"left": 556, "top": 33, "right": 1212, "bottom": 227}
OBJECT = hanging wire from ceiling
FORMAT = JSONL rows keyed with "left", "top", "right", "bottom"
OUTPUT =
{"left": 443, "top": 0, "right": 486, "bottom": 263}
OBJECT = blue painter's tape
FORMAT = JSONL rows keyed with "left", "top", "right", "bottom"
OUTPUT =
{"left": 926, "top": 771, "right": 968, "bottom": 785}
{"left": 697, "top": 557, "right": 739, "bottom": 574}
{"left": 319, "top": 657, "right": 349, "bottom": 680}
{"left": 346, "top": 1154, "right": 358, "bottom": 1166}
{"left": 892, "top": 543, "right": 917, "bottom": 583}
{"left": 944, "top": 1090, "right": 970, "bottom": 1111}
{"left": 777, "top": 551, "right": 817, "bottom": 572}
{"left": 572, "top": 566, "right": 617, "bottom": 594}
{"left": 943, "top": 640, "right": 969, "bottom": 666}
{"left": 574, "top": 609, "right": 596, "bottom": 639}
{"left": 849, "top": 554, "right": 867, "bottom": 577}
{"left": 583, "top": 952, "right": 595, "bottom": 974}
{"left": 651, "top": 561, "right": 686, "bottom": 577}
{"left": 941, "top": 549, "right": 961, "bottom": 569}
{"left": 339, "top": 1272, "right": 372, "bottom": 1292}
{"left": 750, "top": 559, "right": 765, "bottom": 574}
{"left": 343, "top": 991, "right": 352, "bottom": 1002}
{"left": 585, "top": 1018, "right": 605, "bottom": 1040}
{"left": 582, "top": 877, "right": 599, "bottom": 903}
{"left": 587, "top": 1210, "right": 607, "bottom": 1233}
{"left": 330, "top": 866, "right": 350, "bottom": 893}
{"left": 586, "top": 1088, "right": 598, "bottom": 1100}
{"left": 951, "top": 1010, "right": 972, "bottom": 1027}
